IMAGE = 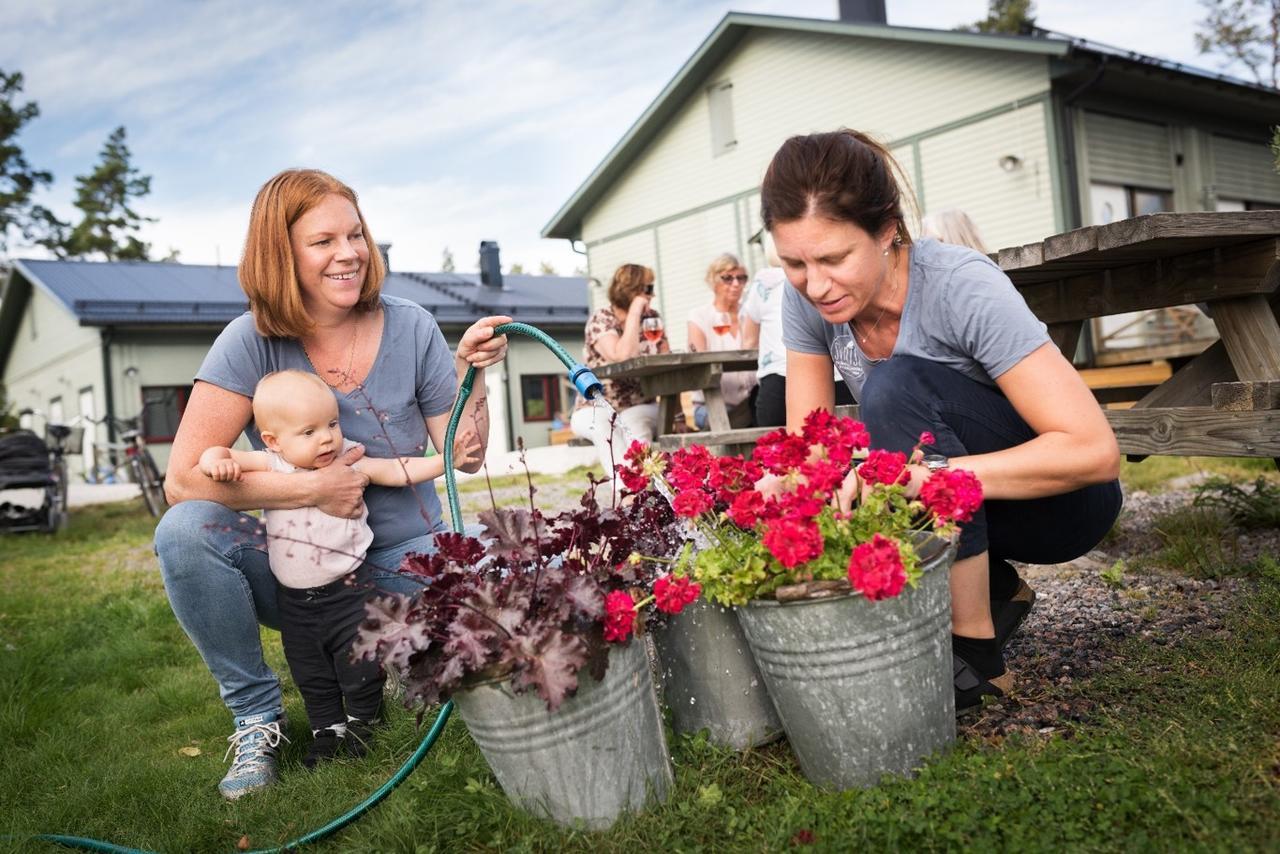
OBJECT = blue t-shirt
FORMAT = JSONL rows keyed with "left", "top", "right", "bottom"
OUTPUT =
{"left": 196, "top": 294, "right": 457, "bottom": 548}
{"left": 782, "top": 238, "right": 1049, "bottom": 400}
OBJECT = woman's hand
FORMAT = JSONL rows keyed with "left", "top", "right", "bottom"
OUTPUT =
{"left": 310, "top": 444, "right": 369, "bottom": 518}
{"left": 457, "top": 315, "right": 512, "bottom": 369}
{"left": 627, "top": 294, "right": 651, "bottom": 316}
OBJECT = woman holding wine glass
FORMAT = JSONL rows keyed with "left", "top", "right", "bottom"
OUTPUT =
{"left": 570, "top": 264, "right": 670, "bottom": 481}
{"left": 687, "top": 253, "right": 759, "bottom": 429}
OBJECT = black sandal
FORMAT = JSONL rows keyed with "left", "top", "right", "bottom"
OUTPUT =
{"left": 954, "top": 653, "right": 1013, "bottom": 715}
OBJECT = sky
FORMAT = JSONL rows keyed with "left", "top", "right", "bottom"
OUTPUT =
{"left": 3, "top": 0, "right": 1221, "bottom": 275}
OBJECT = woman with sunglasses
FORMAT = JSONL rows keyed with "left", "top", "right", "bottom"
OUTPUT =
{"left": 687, "top": 253, "right": 759, "bottom": 429}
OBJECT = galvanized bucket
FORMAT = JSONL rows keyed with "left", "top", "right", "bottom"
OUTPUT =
{"left": 652, "top": 598, "right": 783, "bottom": 749}
{"left": 452, "top": 639, "right": 673, "bottom": 830}
{"left": 736, "top": 538, "right": 956, "bottom": 790}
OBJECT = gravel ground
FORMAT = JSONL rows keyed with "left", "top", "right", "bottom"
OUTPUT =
{"left": 961, "top": 486, "right": 1278, "bottom": 741}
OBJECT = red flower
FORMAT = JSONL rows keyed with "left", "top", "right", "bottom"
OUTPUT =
{"left": 920, "top": 469, "right": 984, "bottom": 523}
{"left": 801, "top": 409, "right": 841, "bottom": 447}
{"left": 800, "top": 458, "right": 846, "bottom": 495}
{"left": 770, "top": 483, "right": 825, "bottom": 522}
{"left": 618, "top": 440, "right": 651, "bottom": 492}
{"left": 847, "top": 533, "right": 907, "bottom": 600}
{"left": 858, "top": 449, "right": 910, "bottom": 487}
{"left": 668, "top": 445, "right": 713, "bottom": 492}
{"left": 728, "top": 489, "right": 765, "bottom": 528}
{"left": 672, "top": 488, "right": 713, "bottom": 518}
{"left": 918, "top": 431, "right": 936, "bottom": 447}
{"left": 753, "top": 429, "right": 809, "bottom": 475}
{"left": 603, "top": 590, "right": 637, "bottom": 643}
{"left": 708, "top": 455, "right": 763, "bottom": 503}
{"left": 653, "top": 574, "right": 701, "bottom": 614}
{"left": 762, "top": 517, "right": 824, "bottom": 568}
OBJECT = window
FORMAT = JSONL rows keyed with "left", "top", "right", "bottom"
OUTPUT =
{"left": 520, "top": 375, "right": 561, "bottom": 423}
{"left": 707, "top": 80, "right": 736, "bottom": 156}
{"left": 48, "top": 396, "right": 64, "bottom": 425}
{"left": 140, "top": 386, "right": 192, "bottom": 443}
{"left": 1089, "top": 182, "right": 1171, "bottom": 224}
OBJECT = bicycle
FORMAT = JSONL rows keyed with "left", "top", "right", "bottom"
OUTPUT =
{"left": 87, "top": 413, "right": 168, "bottom": 517}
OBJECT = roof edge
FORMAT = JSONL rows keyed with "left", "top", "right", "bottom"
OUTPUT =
{"left": 540, "top": 12, "right": 1071, "bottom": 240}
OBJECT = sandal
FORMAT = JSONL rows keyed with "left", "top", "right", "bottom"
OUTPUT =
{"left": 954, "top": 653, "right": 1013, "bottom": 715}
{"left": 991, "top": 578, "right": 1036, "bottom": 649}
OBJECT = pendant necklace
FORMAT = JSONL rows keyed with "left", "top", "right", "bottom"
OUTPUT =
{"left": 304, "top": 314, "right": 360, "bottom": 388}
{"left": 850, "top": 246, "right": 901, "bottom": 347}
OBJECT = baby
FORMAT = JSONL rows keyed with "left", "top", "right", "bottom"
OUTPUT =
{"left": 199, "top": 369, "right": 480, "bottom": 768}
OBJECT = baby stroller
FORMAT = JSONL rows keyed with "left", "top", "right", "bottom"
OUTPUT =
{"left": 0, "top": 421, "right": 80, "bottom": 533}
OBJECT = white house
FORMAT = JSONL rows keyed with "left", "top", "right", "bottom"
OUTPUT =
{"left": 543, "top": 8, "right": 1280, "bottom": 364}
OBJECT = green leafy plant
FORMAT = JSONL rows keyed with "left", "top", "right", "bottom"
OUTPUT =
{"left": 1149, "top": 505, "right": 1239, "bottom": 579}
{"left": 1193, "top": 476, "right": 1280, "bottom": 530}
{"left": 1100, "top": 559, "right": 1127, "bottom": 589}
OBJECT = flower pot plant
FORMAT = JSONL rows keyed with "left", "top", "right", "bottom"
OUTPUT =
{"left": 354, "top": 485, "right": 697, "bottom": 830}
{"left": 618, "top": 410, "right": 983, "bottom": 790}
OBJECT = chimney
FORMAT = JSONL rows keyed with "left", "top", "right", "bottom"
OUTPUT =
{"left": 478, "top": 240, "right": 503, "bottom": 290}
{"left": 838, "top": 0, "right": 887, "bottom": 25}
{"left": 376, "top": 242, "right": 391, "bottom": 272}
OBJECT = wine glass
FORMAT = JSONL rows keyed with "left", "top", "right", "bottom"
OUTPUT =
{"left": 641, "top": 316, "right": 664, "bottom": 344}
{"left": 711, "top": 310, "right": 732, "bottom": 337}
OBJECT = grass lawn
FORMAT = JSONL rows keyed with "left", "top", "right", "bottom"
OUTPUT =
{"left": 2, "top": 473, "right": 1279, "bottom": 852}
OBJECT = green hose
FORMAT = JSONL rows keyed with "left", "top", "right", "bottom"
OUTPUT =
{"left": 24, "top": 321, "right": 599, "bottom": 854}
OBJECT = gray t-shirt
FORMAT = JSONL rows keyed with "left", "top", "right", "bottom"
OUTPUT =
{"left": 196, "top": 294, "right": 457, "bottom": 548}
{"left": 782, "top": 238, "right": 1049, "bottom": 400}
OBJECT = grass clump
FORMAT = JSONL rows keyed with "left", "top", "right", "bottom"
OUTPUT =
{"left": 1193, "top": 476, "right": 1280, "bottom": 529}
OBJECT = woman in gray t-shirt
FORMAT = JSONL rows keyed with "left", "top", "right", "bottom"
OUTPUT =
{"left": 763, "top": 130, "right": 1122, "bottom": 714}
{"left": 152, "top": 169, "right": 511, "bottom": 800}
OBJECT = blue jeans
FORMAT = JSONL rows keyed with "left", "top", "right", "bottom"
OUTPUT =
{"left": 153, "top": 500, "right": 447, "bottom": 722}
{"left": 859, "top": 356, "right": 1123, "bottom": 593}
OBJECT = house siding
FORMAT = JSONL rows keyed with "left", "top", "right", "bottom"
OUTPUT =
{"left": 1081, "top": 112, "right": 1174, "bottom": 190}
{"left": 1213, "top": 133, "right": 1280, "bottom": 203}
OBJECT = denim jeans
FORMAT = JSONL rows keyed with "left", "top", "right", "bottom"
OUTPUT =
{"left": 858, "top": 356, "right": 1123, "bottom": 594}
{"left": 153, "top": 500, "right": 443, "bottom": 722}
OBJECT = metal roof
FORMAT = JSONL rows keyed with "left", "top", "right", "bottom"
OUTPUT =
{"left": 6, "top": 258, "right": 589, "bottom": 330}
{"left": 541, "top": 11, "right": 1279, "bottom": 241}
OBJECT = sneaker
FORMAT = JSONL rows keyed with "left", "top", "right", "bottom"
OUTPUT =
{"left": 303, "top": 727, "right": 344, "bottom": 769}
{"left": 991, "top": 578, "right": 1037, "bottom": 649}
{"left": 344, "top": 718, "right": 377, "bottom": 759}
{"left": 219, "top": 710, "right": 289, "bottom": 800}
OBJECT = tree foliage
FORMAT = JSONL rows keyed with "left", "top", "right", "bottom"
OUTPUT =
{"left": 965, "top": 0, "right": 1037, "bottom": 34}
{"left": 441, "top": 245, "right": 455, "bottom": 272}
{"left": 1195, "top": 0, "right": 1280, "bottom": 88}
{"left": 0, "top": 69, "right": 63, "bottom": 257}
{"left": 538, "top": 260, "right": 558, "bottom": 276}
{"left": 507, "top": 261, "right": 525, "bottom": 274}
{"left": 60, "top": 126, "right": 154, "bottom": 261}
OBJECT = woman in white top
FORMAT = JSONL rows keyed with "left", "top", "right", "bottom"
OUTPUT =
{"left": 687, "top": 253, "right": 758, "bottom": 429}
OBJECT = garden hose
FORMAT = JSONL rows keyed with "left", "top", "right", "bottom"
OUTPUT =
{"left": 21, "top": 322, "right": 600, "bottom": 854}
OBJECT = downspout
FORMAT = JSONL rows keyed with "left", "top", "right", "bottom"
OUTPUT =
{"left": 101, "top": 325, "right": 119, "bottom": 448}
{"left": 1057, "top": 51, "right": 1108, "bottom": 365}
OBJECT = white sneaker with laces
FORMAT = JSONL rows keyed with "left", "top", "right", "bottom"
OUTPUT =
{"left": 219, "top": 710, "right": 289, "bottom": 800}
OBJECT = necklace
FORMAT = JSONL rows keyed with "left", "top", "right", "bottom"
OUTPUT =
{"left": 851, "top": 248, "right": 902, "bottom": 345}
{"left": 303, "top": 313, "right": 360, "bottom": 388}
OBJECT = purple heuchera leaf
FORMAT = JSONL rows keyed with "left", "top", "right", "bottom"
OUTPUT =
{"left": 355, "top": 594, "right": 431, "bottom": 673}
{"left": 478, "top": 506, "right": 545, "bottom": 562}
{"left": 500, "top": 625, "right": 590, "bottom": 712}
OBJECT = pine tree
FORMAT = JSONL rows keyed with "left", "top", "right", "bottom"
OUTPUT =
{"left": 0, "top": 69, "right": 63, "bottom": 257}
{"left": 441, "top": 245, "right": 455, "bottom": 272}
{"left": 61, "top": 126, "right": 154, "bottom": 261}
{"left": 964, "top": 0, "right": 1037, "bottom": 34}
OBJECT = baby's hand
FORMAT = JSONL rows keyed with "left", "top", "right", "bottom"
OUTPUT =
{"left": 203, "top": 459, "right": 243, "bottom": 482}
{"left": 454, "top": 430, "right": 484, "bottom": 468}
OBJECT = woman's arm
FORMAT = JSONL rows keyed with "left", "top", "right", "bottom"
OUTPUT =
{"left": 165, "top": 381, "right": 369, "bottom": 516}
{"left": 785, "top": 349, "right": 838, "bottom": 433}
{"left": 687, "top": 320, "right": 708, "bottom": 353}
{"left": 930, "top": 343, "right": 1120, "bottom": 500}
{"left": 424, "top": 316, "right": 510, "bottom": 475}
{"left": 741, "top": 317, "right": 761, "bottom": 350}
{"left": 593, "top": 298, "right": 649, "bottom": 362}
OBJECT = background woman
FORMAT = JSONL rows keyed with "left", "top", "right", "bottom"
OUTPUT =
{"left": 687, "top": 253, "right": 758, "bottom": 429}
{"left": 570, "top": 264, "right": 669, "bottom": 475}
{"left": 764, "top": 130, "right": 1122, "bottom": 713}
{"left": 154, "top": 169, "right": 509, "bottom": 799}
{"left": 920, "top": 208, "right": 990, "bottom": 254}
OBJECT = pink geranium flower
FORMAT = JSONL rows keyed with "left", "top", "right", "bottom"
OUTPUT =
{"left": 847, "top": 534, "right": 907, "bottom": 601}
{"left": 920, "top": 469, "right": 984, "bottom": 523}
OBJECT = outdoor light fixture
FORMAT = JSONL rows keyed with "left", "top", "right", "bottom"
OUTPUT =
{"left": 998, "top": 154, "right": 1023, "bottom": 173}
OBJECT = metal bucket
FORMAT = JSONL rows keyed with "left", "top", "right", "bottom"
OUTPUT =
{"left": 735, "top": 539, "right": 956, "bottom": 790}
{"left": 453, "top": 639, "right": 673, "bottom": 830}
{"left": 652, "top": 598, "right": 783, "bottom": 749}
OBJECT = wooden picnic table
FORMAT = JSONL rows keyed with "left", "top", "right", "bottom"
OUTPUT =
{"left": 999, "top": 211, "right": 1280, "bottom": 461}
{"left": 593, "top": 349, "right": 758, "bottom": 435}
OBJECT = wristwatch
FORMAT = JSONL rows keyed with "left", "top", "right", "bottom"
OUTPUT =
{"left": 922, "top": 454, "right": 950, "bottom": 473}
